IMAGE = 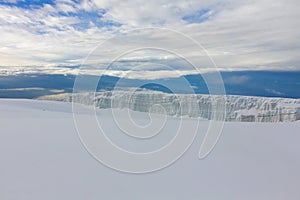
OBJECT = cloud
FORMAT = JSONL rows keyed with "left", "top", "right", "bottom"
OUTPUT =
{"left": 0, "top": 0, "right": 299, "bottom": 79}
{"left": 224, "top": 75, "right": 250, "bottom": 85}
{"left": 265, "top": 88, "right": 284, "bottom": 96}
{"left": 0, "top": 64, "right": 210, "bottom": 80}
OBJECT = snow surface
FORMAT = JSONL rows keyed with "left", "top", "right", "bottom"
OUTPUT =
{"left": 0, "top": 99, "right": 300, "bottom": 199}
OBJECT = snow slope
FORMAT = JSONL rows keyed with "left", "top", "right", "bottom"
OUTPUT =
{"left": 0, "top": 99, "right": 300, "bottom": 200}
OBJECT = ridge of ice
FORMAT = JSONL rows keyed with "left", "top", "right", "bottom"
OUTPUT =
{"left": 63, "top": 90, "right": 300, "bottom": 122}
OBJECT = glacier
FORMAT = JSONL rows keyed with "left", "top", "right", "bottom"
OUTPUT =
{"left": 66, "top": 89, "right": 300, "bottom": 122}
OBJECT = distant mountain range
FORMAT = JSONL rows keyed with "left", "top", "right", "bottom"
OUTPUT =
{"left": 0, "top": 70, "right": 299, "bottom": 99}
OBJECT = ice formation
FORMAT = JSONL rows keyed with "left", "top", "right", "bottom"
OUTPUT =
{"left": 68, "top": 90, "right": 300, "bottom": 122}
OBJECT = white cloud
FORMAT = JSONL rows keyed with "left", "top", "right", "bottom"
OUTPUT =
{"left": 265, "top": 88, "right": 284, "bottom": 96}
{"left": 224, "top": 75, "right": 250, "bottom": 85}
{"left": 0, "top": 0, "right": 299, "bottom": 79}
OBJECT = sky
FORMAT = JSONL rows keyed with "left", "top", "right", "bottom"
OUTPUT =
{"left": 0, "top": 0, "right": 299, "bottom": 79}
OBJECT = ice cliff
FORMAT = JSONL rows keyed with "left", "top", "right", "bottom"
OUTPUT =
{"left": 66, "top": 90, "right": 300, "bottom": 122}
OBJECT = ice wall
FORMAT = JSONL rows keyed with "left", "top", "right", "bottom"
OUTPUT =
{"left": 70, "top": 90, "right": 300, "bottom": 122}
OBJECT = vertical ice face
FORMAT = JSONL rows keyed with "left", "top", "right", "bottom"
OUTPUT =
{"left": 70, "top": 90, "right": 300, "bottom": 122}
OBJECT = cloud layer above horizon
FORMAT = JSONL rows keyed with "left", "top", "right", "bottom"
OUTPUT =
{"left": 0, "top": 0, "right": 299, "bottom": 78}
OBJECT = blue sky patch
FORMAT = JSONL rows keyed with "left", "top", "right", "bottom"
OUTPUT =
{"left": 58, "top": 9, "right": 121, "bottom": 30}
{"left": 182, "top": 9, "right": 212, "bottom": 23}
{"left": 0, "top": 0, "right": 55, "bottom": 9}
